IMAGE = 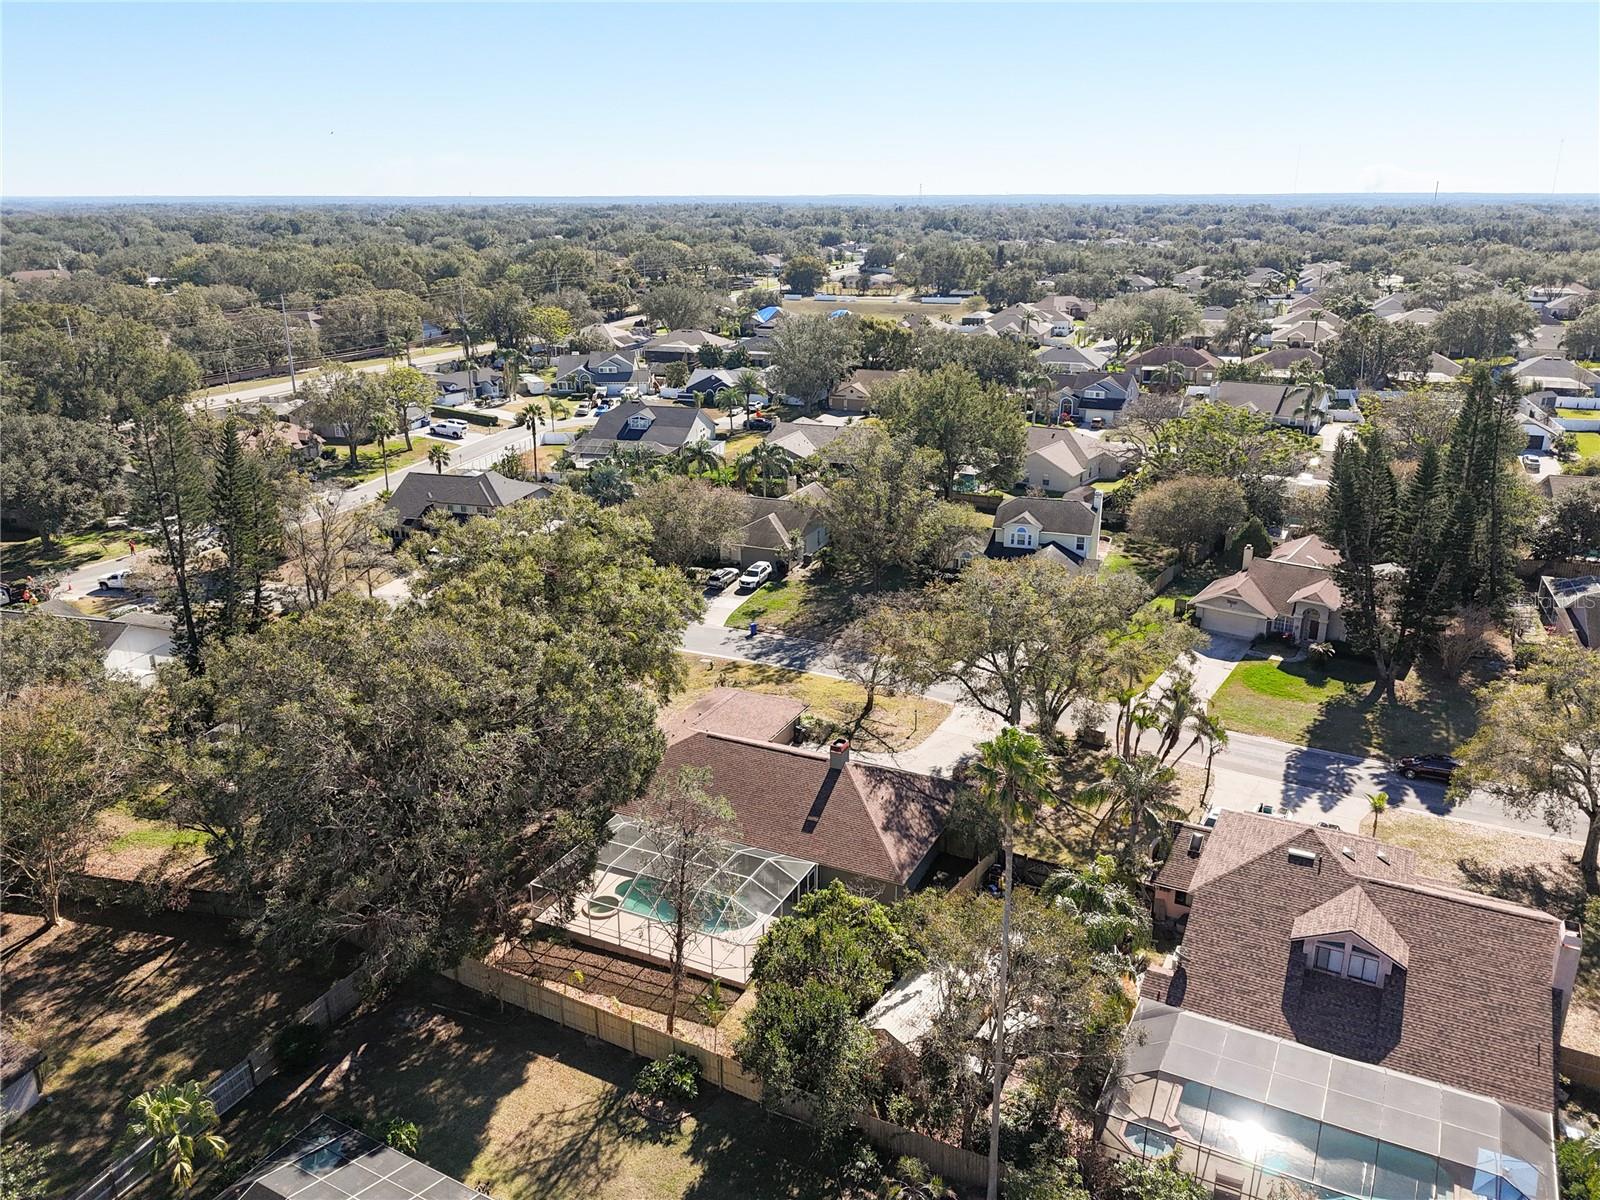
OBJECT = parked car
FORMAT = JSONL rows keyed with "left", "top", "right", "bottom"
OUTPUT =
{"left": 706, "top": 567, "right": 740, "bottom": 591}
{"left": 574, "top": 405, "right": 592, "bottom": 417}
{"left": 99, "top": 569, "right": 134, "bottom": 591}
{"left": 1393, "top": 754, "right": 1461, "bottom": 782}
{"left": 737, "top": 561, "right": 773, "bottom": 590}
{"left": 431, "top": 419, "right": 467, "bottom": 439}
{"left": 746, "top": 416, "right": 774, "bottom": 431}
{"left": 1521, "top": 454, "right": 1541, "bottom": 471}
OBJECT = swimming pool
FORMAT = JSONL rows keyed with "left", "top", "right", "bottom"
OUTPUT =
{"left": 614, "top": 878, "right": 745, "bottom": 934}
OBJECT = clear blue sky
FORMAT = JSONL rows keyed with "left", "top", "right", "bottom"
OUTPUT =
{"left": 3, "top": 2, "right": 1597, "bottom": 198}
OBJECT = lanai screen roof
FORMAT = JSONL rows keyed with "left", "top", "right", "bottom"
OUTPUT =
{"left": 597, "top": 815, "right": 815, "bottom": 932}
{"left": 1107, "top": 1000, "right": 1555, "bottom": 1200}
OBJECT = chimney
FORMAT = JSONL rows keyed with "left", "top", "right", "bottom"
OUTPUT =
{"left": 1242, "top": 544, "right": 1255, "bottom": 567}
{"left": 828, "top": 738, "right": 851, "bottom": 771}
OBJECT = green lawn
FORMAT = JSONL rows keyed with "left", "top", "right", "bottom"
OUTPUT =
{"left": 182, "top": 988, "right": 853, "bottom": 1200}
{"left": 1556, "top": 408, "right": 1600, "bottom": 420}
{"left": 1210, "top": 655, "right": 1485, "bottom": 759}
{"left": 1, "top": 525, "right": 145, "bottom": 583}
{"left": 726, "top": 577, "right": 813, "bottom": 631}
{"left": 1571, "top": 432, "right": 1600, "bottom": 457}
{"left": 313, "top": 437, "right": 432, "bottom": 484}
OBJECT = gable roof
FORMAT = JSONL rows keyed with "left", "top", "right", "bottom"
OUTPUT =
{"left": 1212, "top": 381, "right": 1321, "bottom": 422}
{"left": 1149, "top": 811, "right": 1563, "bottom": 1111}
{"left": 1271, "top": 533, "right": 1340, "bottom": 567}
{"left": 1245, "top": 346, "right": 1324, "bottom": 372}
{"left": 660, "top": 687, "right": 805, "bottom": 744}
{"left": 1191, "top": 548, "right": 1343, "bottom": 619}
{"left": 1127, "top": 345, "right": 1220, "bottom": 370}
{"left": 766, "top": 420, "right": 850, "bottom": 459}
{"left": 384, "top": 470, "right": 544, "bottom": 523}
{"left": 994, "top": 495, "right": 1099, "bottom": 537}
{"left": 641, "top": 732, "right": 958, "bottom": 886}
{"left": 575, "top": 402, "right": 715, "bottom": 455}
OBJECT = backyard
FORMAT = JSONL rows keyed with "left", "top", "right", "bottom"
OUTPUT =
{"left": 180, "top": 985, "right": 854, "bottom": 1200}
{"left": 1209, "top": 651, "right": 1486, "bottom": 760}
{"left": 671, "top": 653, "right": 948, "bottom": 754}
{"left": 1, "top": 908, "right": 341, "bottom": 1196}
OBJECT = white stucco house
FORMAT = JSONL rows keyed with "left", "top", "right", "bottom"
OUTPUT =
{"left": 1190, "top": 535, "right": 1345, "bottom": 642}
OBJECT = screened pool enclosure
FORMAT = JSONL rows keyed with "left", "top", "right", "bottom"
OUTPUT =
{"left": 1101, "top": 1001, "right": 1555, "bottom": 1200}
{"left": 551, "top": 816, "right": 817, "bottom": 984}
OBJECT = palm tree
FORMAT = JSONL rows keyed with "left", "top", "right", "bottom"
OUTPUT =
{"left": 1368, "top": 791, "right": 1389, "bottom": 837}
{"left": 125, "top": 1080, "right": 228, "bottom": 1192}
{"left": 427, "top": 444, "right": 451, "bottom": 474}
{"left": 1084, "top": 753, "right": 1183, "bottom": 874}
{"left": 678, "top": 442, "right": 722, "bottom": 477}
{"left": 518, "top": 404, "right": 545, "bottom": 478}
{"left": 735, "top": 368, "right": 765, "bottom": 424}
{"left": 737, "top": 442, "right": 790, "bottom": 497}
{"left": 1042, "top": 853, "right": 1151, "bottom": 978}
{"left": 1194, "top": 709, "right": 1229, "bottom": 803}
{"left": 500, "top": 348, "right": 523, "bottom": 408}
{"left": 714, "top": 386, "right": 744, "bottom": 436}
{"left": 369, "top": 409, "right": 397, "bottom": 490}
{"left": 971, "top": 726, "right": 1057, "bottom": 1200}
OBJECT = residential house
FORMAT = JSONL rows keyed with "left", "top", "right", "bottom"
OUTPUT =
{"left": 1294, "top": 260, "right": 1344, "bottom": 293}
{"left": 764, "top": 420, "right": 851, "bottom": 465}
{"left": 383, "top": 469, "right": 548, "bottom": 532}
{"left": 1244, "top": 347, "right": 1324, "bottom": 380}
{"left": 1038, "top": 294, "right": 1095, "bottom": 321}
{"left": 1546, "top": 291, "right": 1590, "bottom": 321}
{"left": 722, "top": 483, "right": 831, "bottom": 567}
{"left": 680, "top": 366, "right": 748, "bottom": 402}
{"left": 1270, "top": 312, "right": 1345, "bottom": 348}
{"left": 829, "top": 368, "right": 903, "bottom": 414}
{"left": 0, "top": 604, "right": 175, "bottom": 686}
{"left": 429, "top": 365, "right": 505, "bottom": 405}
{"left": 737, "top": 334, "right": 776, "bottom": 366}
{"left": 1243, "top": 266, "right": 1285, "bottom": 291}
{"left": 1384, "top": 307, "right": 1441, "bottom": 328}
{"left": 569, "top": 401, "right": 718, "bottom": 466}
{"left": 1538, "top": 576, "right": 1600, "bottom": 648}
{"left": 1125, "top": 273, "right": 1157, "bottom": 292}
{"left": 1210, "top": 380, "right": 1328, "bottom": 431}
{"left": 1521, "top": 404, "right": 1564, "bottom": 454}
{"left": 240, "top": 419, "right": 322, "bottom": 464}
{"left": 746, "top": 305, "right": 787, "bottom": 333}
{"left": 641, "top": 329, "right": 735, "bottom": 364}
{"left": 1172, "top": 266, "right": 1209, "bottom": 292}
{"left": 1108, "top": 810, "right": 1570, "bottom": 1200}
{"left": 647, "top": 731, "right": 958, "bottom": 900}
{"left": 1038, "top": 343, "right": 1109, "bottom": 378}
{"left": 1021, "top": 426, "right": 1124, "bottom": 495}
{"left": 549, "top": 349, "right": 650, "bottom": 397}
{"left": 1539, "top": 473, "right": 1595, "bottom": 502}
{"left": 1371, "top": 293, "right": 1414, "bottom": 320}
{"left": 1127, "top": 346, "right": 1221, "bottom": 387}
{"left": 1190, "top": 535, "right": 1343, "bottom": 642}
{"left": 1057, "top": 370, "right": 1141, "bottom": 427}
{"left": 989, "top": 491, "right": 1103, "bottom": 572}
{"left": 1509, "top": 356, "right": 1600, "bottom": 397}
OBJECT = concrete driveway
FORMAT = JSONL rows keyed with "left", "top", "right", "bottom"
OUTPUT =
{"left": 1149, "top": 632, "right": 1252, "bottom": 707}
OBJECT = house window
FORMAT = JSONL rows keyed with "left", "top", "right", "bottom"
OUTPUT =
{"left": 1174, "top": 890, "right": 1190, "bottom": 907}
{"left": 1042, "top": 476, "right": 1051, "bottom": 489}
{"left": 1313, "top": 942, "right": 1344, "bottom": 974}
{"left": 1075, "top": 537, "right": 1087, "bottom": 553}
{"left": 1348, "top": 948, "right": 1380, "bottom": 984}
{"left": 1008, "top": 527, "right": 1035, "bottom": 549}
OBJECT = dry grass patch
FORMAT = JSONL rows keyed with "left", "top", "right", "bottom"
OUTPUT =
{"left": 670, "top": 654, "right": 948, "bottom": 753}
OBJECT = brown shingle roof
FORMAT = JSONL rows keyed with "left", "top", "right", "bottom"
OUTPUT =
{"left": 660, "top": 687, "right": 805, "bottom": 744}
{"left": 1158, "top": 811, "right": 1562, "bottom": 1111}
{"left": 1291, "top": 885, "right": 1410, "bottom": 967}
{"left": 634, "top": 732, "right": 957, "bottom": 886}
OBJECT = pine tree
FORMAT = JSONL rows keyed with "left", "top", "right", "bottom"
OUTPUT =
{"left": 130, "top": 400, "right": 213, "bottom": 670}
{"left": 1439, "top": 368, "right": 1523, "bottom": 613}
{"left": 209, "top": 420, "right": 282, "bottom": 641}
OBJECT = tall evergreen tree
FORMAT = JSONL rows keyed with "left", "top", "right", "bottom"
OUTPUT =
{"left": 1439, "top": 368, "right": 1524, "bottom": 613}
{"left": 209, "top": 418, "right": 282, "bottom": 641}
{"left": 1322, "top": 428, "right": 1448, "bottom": 699}
{"left": 130, "top": 399, "right": 213, "bottom": 670}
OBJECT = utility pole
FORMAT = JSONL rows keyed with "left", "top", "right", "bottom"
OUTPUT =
{"left": 280, "top": 295, "right": 299, "bottom": 395}
{"left": 457, "top": 280, "right": 477, "bottom": 393}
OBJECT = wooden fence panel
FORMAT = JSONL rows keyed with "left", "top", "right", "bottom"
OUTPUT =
{"left": 594, "top": 1009, "right": 637, "bottom": 1053}
{"left": 1562, "top": 1046, "right": 1600, "bottom": 1090}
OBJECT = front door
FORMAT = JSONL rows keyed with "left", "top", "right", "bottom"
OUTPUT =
{"left": 1302, "top": 611, "right": 1321, "bottom": 642}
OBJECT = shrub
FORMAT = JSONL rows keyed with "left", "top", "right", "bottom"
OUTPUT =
{"left": 0, "top": 1141, "right": 48, "bottom": 1200}
{"left": 273, "top": 1022, "right": 325, "bottom": 1072}
{"left": 835, "top": 1135, "right": 885, "bottom": 1194}
{"left": 380, "top": 1118, "right": 420, "bottom": 1155}
{"left": 634, "top": 1052, "right": 700, "bottom": 1105}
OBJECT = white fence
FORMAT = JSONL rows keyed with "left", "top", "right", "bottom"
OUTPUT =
{"left": 69, "top": 973, "right": 362, "bottom": 1200}
{"left": 456, "top": 435, "right": 534, "bottom": 473}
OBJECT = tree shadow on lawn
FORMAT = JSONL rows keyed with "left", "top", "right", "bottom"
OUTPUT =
{"left": 1455, "top": 857, "right": 1585, "bottom": 922}
{"left": 4, "top": 904, "right": 338, "bottom": 1195}
{"left": 1293, "top": 658, "right": 1485, "bottom": 762}
{"left": 680, "top": 1098, "right": 849, "bottom": 1200}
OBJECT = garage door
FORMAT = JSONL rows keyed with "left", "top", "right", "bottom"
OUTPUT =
{"left": 1195, "top": 605, "right": 1264, "bottom": 639}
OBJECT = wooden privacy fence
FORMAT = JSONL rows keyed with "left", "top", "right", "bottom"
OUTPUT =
{"left": 443, "top": 956, "right": 992, "bottom": 1189}
{"left": 1562, "top": 1045, "right": 1600, "bottom": 1090}
{"left": 69, "top": 973, "right": 362, "bottom": 1200}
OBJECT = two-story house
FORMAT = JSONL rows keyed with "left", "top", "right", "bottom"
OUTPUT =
{"left": 1055, "top": 370, "right": 1142, "bottom": 427}
{"left": 1105, "top": 810, "right": 1573, "bottom": 1200}
{"left": 989, "top": 490, "right": 1103, "bottom": 572}
{"left": 550, "top": 350, "right": 650, "bottom": 397}
{"left": 1127, "top": 346, "right": 1222, "bottom": 388}
{"left": 1020, "top": 426, "right": 1124, "bottom": 495}
{"left": 569, "top": 401, "right": 719, "bottom": 467}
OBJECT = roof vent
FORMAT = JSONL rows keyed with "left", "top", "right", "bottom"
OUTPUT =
{"left": 1187, "top": 831, "right": 1205, "bottom": 857}
{"left": 1340, "top": 846, "right": 1356, "bottom": 860}
{"left": 1287, "top": 848, "right": 1318, "bottom": 868}
{"left": 1376, "top": 850, "right": 1390, "bottom": 864}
